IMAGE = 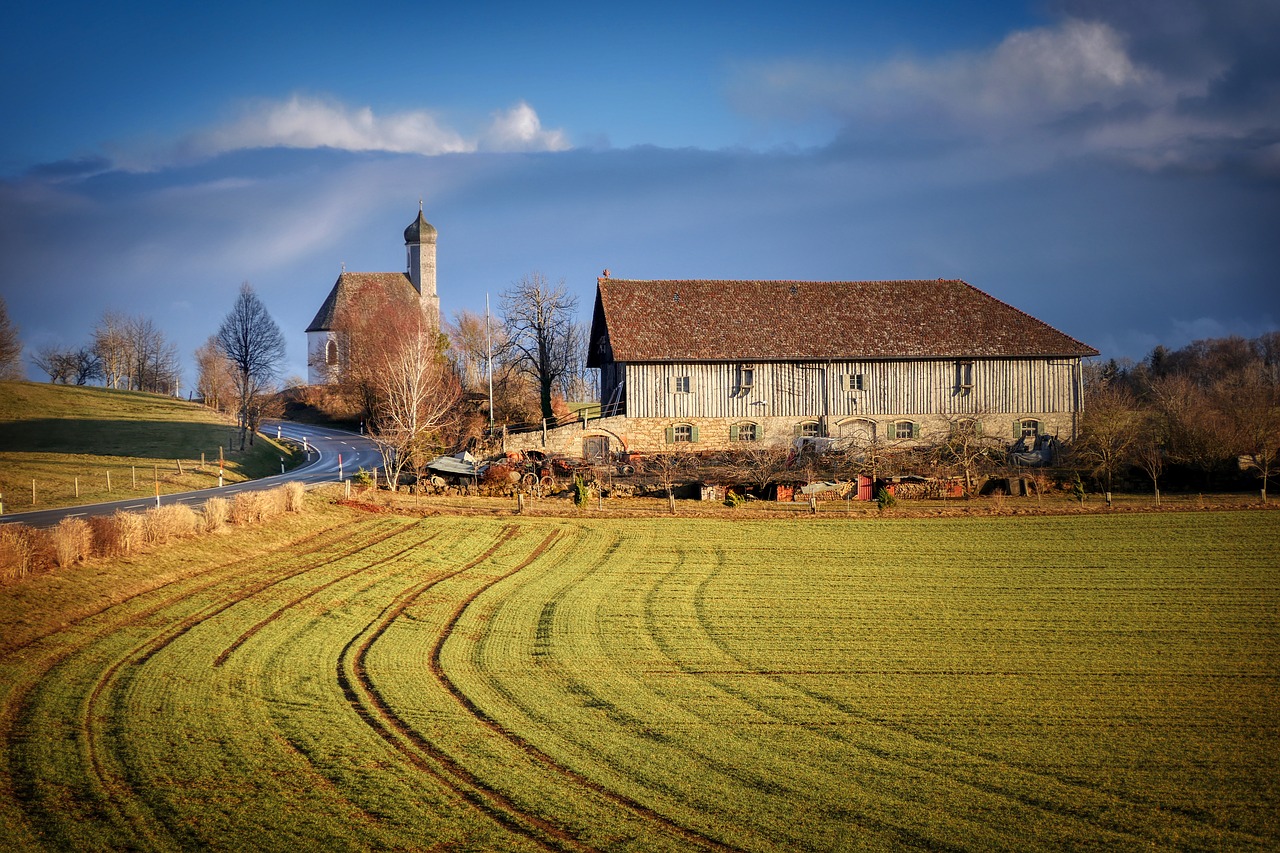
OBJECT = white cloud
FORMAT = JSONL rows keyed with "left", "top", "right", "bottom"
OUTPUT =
{"left": 731, "top": 15, "right": 1276, "bottom": 174}
{"left": 113, "top": 96, "right": 571, "bottom": 170}
{"left": 481, "top": 101, "right": 571, "bottom": 152}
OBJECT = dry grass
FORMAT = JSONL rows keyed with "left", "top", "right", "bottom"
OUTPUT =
{"left": 202, "top": 496, "right": 230, "bottom": 532}
{"left": 51, "top": 517, "right": 91, "bottom": 567}
{"left": 283, "top": 481, "right": 305, "bottom": 513}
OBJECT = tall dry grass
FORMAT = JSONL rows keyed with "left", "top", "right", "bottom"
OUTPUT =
{"left": 1, "top": 484, "right": 309, "bottom": 584}
{"left": 51, "top": 517, "right": 92, "bottom": 567}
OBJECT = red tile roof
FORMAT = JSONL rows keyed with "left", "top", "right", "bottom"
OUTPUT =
{"left": 589, "top": 278, "right": 1097, "bottom": 364}
{"left": 306, "top": 272, "right": 420, "bottom": 333}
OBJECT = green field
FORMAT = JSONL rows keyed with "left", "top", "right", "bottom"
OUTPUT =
{"left": 1, "top": 507, "right": 1277, "bottom": 850}
{"left": 0, "top": 381, "right": 298, "bottom": 511}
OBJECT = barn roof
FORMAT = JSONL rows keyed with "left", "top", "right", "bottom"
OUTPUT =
{"left": 305, "top": 272, "right": 420, "bottom": 333}
{"left": 588, "top": 278, "right": 1097, "bottom": 365}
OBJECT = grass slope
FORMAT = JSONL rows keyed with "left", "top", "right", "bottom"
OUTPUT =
{"left": 0, "top": 381, "right": 297, "bottom": 511}
{"left": 0, "top": 505, "right": 1276, "bottom": 850}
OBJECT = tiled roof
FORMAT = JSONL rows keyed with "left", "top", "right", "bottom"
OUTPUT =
{"left": 588, "top": 278, "right": 1097, "bottom": 364}
{"left": 305, "top": 272, "right": 420, "bottom": 333}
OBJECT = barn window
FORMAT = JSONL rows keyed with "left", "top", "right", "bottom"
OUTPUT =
{"left": 666, "top": 423, "right": 698, "bottom": 443}
{"left": 737, "top": 364, "right": 755, "bottom": 394}
{"left": 325, "top": 339, "right": 338, "bottom": 366}
{"left": 671, "top": 375, "right": 691, "bottom": 394}
{"left": 839, "top": 373, "right": 864, "bottom": 392}
{"left": 1016, "top": 419, "right": 1040, "bottom": 441}
{"left": 730, "top": 422, "right": 758, "bottom": 442}
{"left": 797, "top": 421, "right": 820, "bottom": 438}
{"left": 888, "top": 420, "right": 917, "bottom": 440}
{"left": 838, "top": 418, "right": 876, "bottom": 443}
{"left": 955, "top": 360, "right": 974, "bottom": 393}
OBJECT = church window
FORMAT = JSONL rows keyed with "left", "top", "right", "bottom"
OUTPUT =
{"left": 325, "top": 339, "right": 338, "bottom": 366}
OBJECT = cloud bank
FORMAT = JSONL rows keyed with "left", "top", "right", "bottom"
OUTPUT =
{"left": 112, "top": 97, "right": 570, "bottom": 171}
{"left": 731, "top": 6, "right": 1280, "bottom": 177}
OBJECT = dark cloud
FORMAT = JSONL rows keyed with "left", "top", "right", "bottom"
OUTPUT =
{"left": 24, "top": 156, "right": 113, "bottom": 180}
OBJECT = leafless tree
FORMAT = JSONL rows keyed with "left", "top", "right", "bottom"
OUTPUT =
{"left": 444, "top": 308, "right": 500, "bottom": 392}
{"left": 92, "top": 312, "right": 131, "bottom": 389}
{"left": 195, "top": 335, "right": 236, "bottom": 412}
{"left": 0, "top": 297, "right": 22, "bottom": 380}
{"left": 70, "top": 347, "right": 102, "bottom": 385}
{"left": 1131, "top": 414, "right": 1167, "bottom": 505}
{"left": 729, "top": 444, "right": 791, "bottom": 497}
{"left": 32, "top": 345, "right": 75, "bottom": 383}
{"left": 1147, "top": 374, "right": 1232, "bottom": 485}
{"left": 647, "top": 449, "right": 698, "bottom": 514}
{"left": 1216, "top": 368, "right": 1280, "bottom": 502}
{"left": 1074, "top": 382, "right": 1140, "bottom": 494}
{"left": 931, "top": 415, "right": 1003, "bottom": 494}
{"left": 216, "top": 283, "right": 286, "bottom": 449}
{"left": 368, "top": 307, "right": 462, "bottom": 490}
{"left": 499, "top": 273, "right": 580, "bottom": 421}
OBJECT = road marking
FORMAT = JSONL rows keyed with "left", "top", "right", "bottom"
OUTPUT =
{"left": 68, "top": 513, "right": 86, "bottom": 518}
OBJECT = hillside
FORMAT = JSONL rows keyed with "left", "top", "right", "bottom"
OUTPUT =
{"left": 0, "top": 381, "right": 295, "bottom": 511}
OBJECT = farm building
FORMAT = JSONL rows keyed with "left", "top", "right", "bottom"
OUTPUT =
{"left": 305, "top": 205, "right": 441, "bottom": 385}
{"left": 506, "top": 276, "right": 1097, "bottom": 458}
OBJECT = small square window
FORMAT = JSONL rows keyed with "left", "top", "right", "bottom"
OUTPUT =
{"left": 800, "top": 422, "right": 820, "bottom": 438}
{"left": 673, "top": 376, "right": 691, "bottom": 394}
{"left": 735, "top": 423, "right": 756, "bottom": 442}
{"left": 673, "top": 424, "right": 693, "bottom": 442}
{"left": 840, "top": 373, "right": 863, "bottom": 392}
{"left": 893, "top": 420, "right": 916, "bottom": 440}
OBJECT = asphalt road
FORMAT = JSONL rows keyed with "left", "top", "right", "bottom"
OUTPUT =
{"left": 0, "top": 420, "right": 383, "bottom": 529}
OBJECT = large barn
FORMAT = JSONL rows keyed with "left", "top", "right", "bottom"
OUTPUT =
{"left": 509, "top": 275, "right": 1098, "bottom": 458}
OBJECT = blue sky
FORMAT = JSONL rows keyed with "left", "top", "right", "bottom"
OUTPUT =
{"left": 2, "top": 0, "right": 1277, "bottom": 387}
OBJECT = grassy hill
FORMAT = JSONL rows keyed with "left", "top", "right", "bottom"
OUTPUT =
{"left": 0, "top": 381, "right": 297, "bottom": 512}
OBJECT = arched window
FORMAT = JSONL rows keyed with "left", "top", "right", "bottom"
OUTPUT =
{"left": 838, "top": 418, "right": 876, "bottom": 443}
{"left": 730, "top": 422, "right": 758, "bottom": 442}
{"left": 1016, "top": 418, "right": 1040, "bottom": 441}
{"left": 665, "top": 423, "right": 698, "bottom": 443}
{"left": 887, "top": 420, "right": 917, "bottom": 440}
{"left": 325, "top": 339, "right": 339, "bottom": 366}
{"left": 796, "top": 421, "right": 820, "bottom": 438}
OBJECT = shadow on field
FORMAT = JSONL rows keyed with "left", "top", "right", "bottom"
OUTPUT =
{"left": 0, "top": 419, "right": 238, "bottom": 458}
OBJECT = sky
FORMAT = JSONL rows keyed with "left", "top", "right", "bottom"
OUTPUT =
{"left": 1, "top": 0, "right": 1278, "bottom": 389}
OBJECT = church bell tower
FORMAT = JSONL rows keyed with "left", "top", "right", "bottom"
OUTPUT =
{"left": 404, "top": 202, "right": 440, "bottom": 326}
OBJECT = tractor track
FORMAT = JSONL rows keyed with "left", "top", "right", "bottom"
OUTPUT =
{"left": 335, "top": 525, "right": 600, "bottom": 853}
{"left": 6, "top": 518, "right": 417, "bottom": 847}
{"left": 453, "top": 532, "right": 751, "bottom": 853}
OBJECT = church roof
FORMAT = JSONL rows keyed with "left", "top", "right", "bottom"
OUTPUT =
{"left": 588, "top": 278, "right": 1097, "bottom": 365}
{"left": 404, "top": 210, "right": 437, "bottom": 244}
{"left": 305, "top": 272, "right": 420, "bottom": 333}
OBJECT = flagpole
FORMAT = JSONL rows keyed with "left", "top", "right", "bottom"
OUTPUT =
{"left": 486, "top": 293, "right": 494, "bottom": 430}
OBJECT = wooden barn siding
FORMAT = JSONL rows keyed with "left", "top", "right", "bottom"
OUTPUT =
{"left": 622, "top": 359, "right": 1080, "bottom": 419}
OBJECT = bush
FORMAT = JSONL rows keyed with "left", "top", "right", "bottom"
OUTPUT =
{"left": 52, "top": 517, "right": 92, "bottom": 567}
{"left": 145, "top": 504, "right": 198, "bottom": 545}
{"left": 203, "top": 497, "right": 230, "bottom": 532}
{"left": 114, "top": 510, "right": 145, "bottom": 555}
{"left": 283, "top": 481, "right": 306, "bottom": 513}
{"left": 0, "top": 525, "right": 50, "bottom": 582}
{"left": 876, "top": 487, "right": 897, "bottom": 511}
{"left": 230, "top": 491, "right": 266, "bottom": 526}
{"left": 572, "top": 475, "right": 590, "bottom": 508}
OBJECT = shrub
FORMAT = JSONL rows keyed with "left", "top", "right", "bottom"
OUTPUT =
{"left": 52, "top": 517, "right": 92, "bottom": 567}
{"left": 230, "top": 491, "right": 266, "bottom": 525}
{"left": 0, "top": 525, "right": 49, "bottom": 582}
{"left": 354, "top": 468, "right": 374, "bottom": 489}
{"left": 283, "top": 481, "right": 306, "bottom": 513}
{"left": 724, "top": 490, "right": 744, "bottom": 508}
{"left": 876, "top": 487, "right": 897, "bottom": 512}
{"left": 145, "top": 504, "right": 198, "bottom": 545}
{"left": 572, "top": 475, "right": 590, "bottom": 508}
{"left": 88, "top": 514, "right": 123, "bottom": 557}
{"left": 114, "top": 510, "right": 145, "bottom": 555}
{"left": 203, "top": 497, "right": 230, "bottom": 532}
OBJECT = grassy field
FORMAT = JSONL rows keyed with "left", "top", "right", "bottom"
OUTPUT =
{"left": 0, "top": 503, "right": 1276, "bottom": 851}
{"left": 0, "top": 381, "right": 298, "bottom": 511}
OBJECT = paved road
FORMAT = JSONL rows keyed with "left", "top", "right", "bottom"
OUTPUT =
{"left": 0, "top": 421, "right": 383, "bottom": 529}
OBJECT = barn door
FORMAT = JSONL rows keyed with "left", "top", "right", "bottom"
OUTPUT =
{"left": 583, "top": 435, "right": 610, "bottom": 461}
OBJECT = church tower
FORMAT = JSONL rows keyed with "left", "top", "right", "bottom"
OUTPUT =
{"left": 405, "top": 203, "right": 437, "bottom": 298}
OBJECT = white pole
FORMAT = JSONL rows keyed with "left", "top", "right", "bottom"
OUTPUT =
{"left": 486, "top": 292, "right": 494, "bottom": 430}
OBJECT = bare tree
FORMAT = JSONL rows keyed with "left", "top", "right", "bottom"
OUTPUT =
{"left": 1217, "top": 368, "right": 1280, "bottom": 502}
{"left": 0, "top": 297, "right": 22, "bottom": 380}
{"left": 368, "top": 308, "right": 462, "bottom": 490}
{"left": 932, "top": 416, "right": 1003, "bottom": 494}
{"left": 499, "top": 273, "right": 580, "bottom": 421}
{"left": 647, "top": 450, "right": 697, "bottom": 514}
{"left": 32, "top": 345, "right": 75, "bottom": 383}
{"left": 1131, "top": 415, "right": 1167, "bottom": 505}
{"left": 730, "top": 444, "right": 791, "bottom": 497}
{"left": 444, "top": 308, "right": 498, "bottom": 392}
{"left": 1148, "top": 374, "right": 1232, "bottom": 485}
{"left": 1074, "top": 382, "right": 1140, "bottom": 495}
{"left": 195, "top": 335, "right": 236, "bottom": 412}
{"left": 92, "top": 312, "right": 131, "bottom": 389}
{"left": 71, "top": 347, "right": 102, "bottom": 385}
{"left": 216, "top": 283, "right": 286, "bottom": 449}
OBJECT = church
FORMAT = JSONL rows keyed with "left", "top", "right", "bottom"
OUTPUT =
{"left": 305, "top": 206, "right": 441, "bottom": 385}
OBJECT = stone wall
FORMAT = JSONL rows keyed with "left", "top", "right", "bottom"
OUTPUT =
{"left": 501, "top": 411, "right": 1077, "bottom": 458}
